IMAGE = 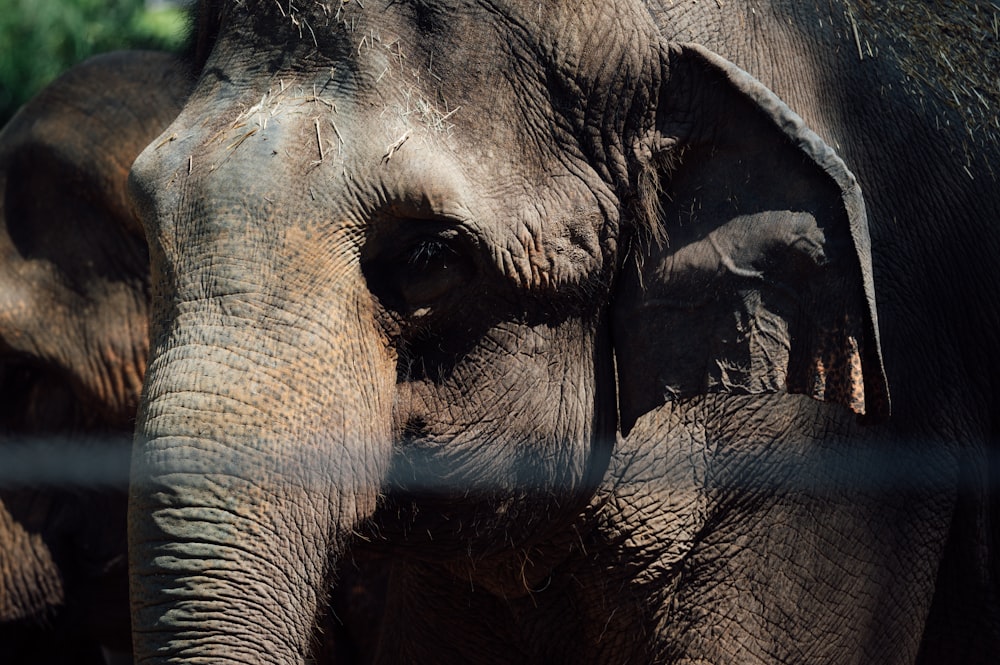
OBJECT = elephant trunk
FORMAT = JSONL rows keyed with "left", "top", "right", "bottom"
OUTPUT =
{"left": 128, "top": 277, "right": 394, "bottom": 662}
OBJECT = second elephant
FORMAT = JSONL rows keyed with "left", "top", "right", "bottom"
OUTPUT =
{"left": 0, "top": 51, "right": 192, "bottom": 663}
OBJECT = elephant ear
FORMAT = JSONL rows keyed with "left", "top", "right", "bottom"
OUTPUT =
{"left": 0, "top": 52, "right": 190, "bottom": 429}
{"left": 614, "top": 43, "right": 889, "bottom": 433}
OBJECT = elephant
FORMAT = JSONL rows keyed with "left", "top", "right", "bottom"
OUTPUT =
{"left": 124, "top": 0, "right": 999, "bottom": 663}
{"left": 0, "top": 51, "right": 191, "bottom": 663}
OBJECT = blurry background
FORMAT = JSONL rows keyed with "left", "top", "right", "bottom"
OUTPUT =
{"left": 0, "top": 0, "right": 193, "bottom": 126}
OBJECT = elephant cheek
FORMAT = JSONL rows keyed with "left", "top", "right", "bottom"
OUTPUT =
{"left": 382, "top": 320, "right": 614, "bottom": 560}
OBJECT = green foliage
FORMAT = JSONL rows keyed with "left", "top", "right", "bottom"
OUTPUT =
{"left": 0, "top": 0, "right": 189, "bottom": 126}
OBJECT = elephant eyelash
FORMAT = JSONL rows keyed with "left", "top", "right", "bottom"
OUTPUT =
{"left": 405, "top": 239, "right": 456, "bottom": 268}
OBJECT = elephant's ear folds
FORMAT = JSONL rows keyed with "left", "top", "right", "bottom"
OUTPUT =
{"left": 614, "top": 43, "right": 889, "bottom": 433}
{"left": 0, "top": 52, "right": 189, "bottom": 427}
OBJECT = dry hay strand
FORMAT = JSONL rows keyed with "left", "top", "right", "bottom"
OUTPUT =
{"left": 849, "top": 0, "right": 1000, "bottom": 147}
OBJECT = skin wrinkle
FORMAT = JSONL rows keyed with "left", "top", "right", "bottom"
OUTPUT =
{"left": 136, "top": 479, "right": 332, "bottom": 658}
{"left": 438, "top": 8, "right": 623, "bottom": 290}
{"left": 158, "top": 547, "right": 315, "bottom": 625}
{"left": 676, "top": 402, "right": 916, "bottom": 660}
{"left": 0, "top": 260, "right": 146, "bottom": 423}
{"left": 603, "top": 397, "right": 796, "bottom": 655}
{"left": 142, "top": 338, "right": 376, "bottom": 452}
{"left": 88, "top": 292, "right": 150, "bottom": 420}
{"left": 0, "top": 501, "right": 65, "bottom": 621}
{"left": 132, "top": 139, "right": 394, "bottom": 644}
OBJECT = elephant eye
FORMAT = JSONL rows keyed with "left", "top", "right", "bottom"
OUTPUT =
{"left": 363, "top": 227, "right": 476, "bottom": 318}
{"left": 396, "top": 238, "right": 470, "bottom": 311}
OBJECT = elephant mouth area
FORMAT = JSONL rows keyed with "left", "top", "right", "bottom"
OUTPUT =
{"left": 364, "top": 488, "right": 584, "bottom": 598}
{"left": 371, "top": 485, "right": 581, "bottom": 542}
{"left": 369, "top": 407, "right": 612, "bottom": 562}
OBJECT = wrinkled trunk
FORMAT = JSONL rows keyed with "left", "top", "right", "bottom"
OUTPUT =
{"left": 128, "top": 264, "right": 394, "bottom": 662}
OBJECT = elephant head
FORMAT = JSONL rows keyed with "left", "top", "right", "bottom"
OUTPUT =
{"left": 127, "top": 1, "right": 887, "bottom": 660}
{"left": 0, "top": 51, "right": 189, "bottom": 658}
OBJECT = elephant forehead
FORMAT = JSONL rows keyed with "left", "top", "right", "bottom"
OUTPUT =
{"left": 209, "top": 0, "right": 651, "bottom": 115}
{"left": 217, "top": 0, "right": 637, "bottom": 48}
{"left": 183, "top": 0, "right": 654, "bottom": 187}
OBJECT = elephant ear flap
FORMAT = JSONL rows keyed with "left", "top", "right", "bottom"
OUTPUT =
{"left": 614, "top": 43, "right": 889, "bottom": 432}
{"left": 0, "top": 52, "right": 189, "bottom": 427}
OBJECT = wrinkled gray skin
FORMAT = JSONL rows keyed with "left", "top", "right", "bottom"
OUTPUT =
{"left": 0, "top": 52, "right": 189, "bottom": 663}
{"left": 127, "top": 1, "right": 1000, "bottom": 663}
